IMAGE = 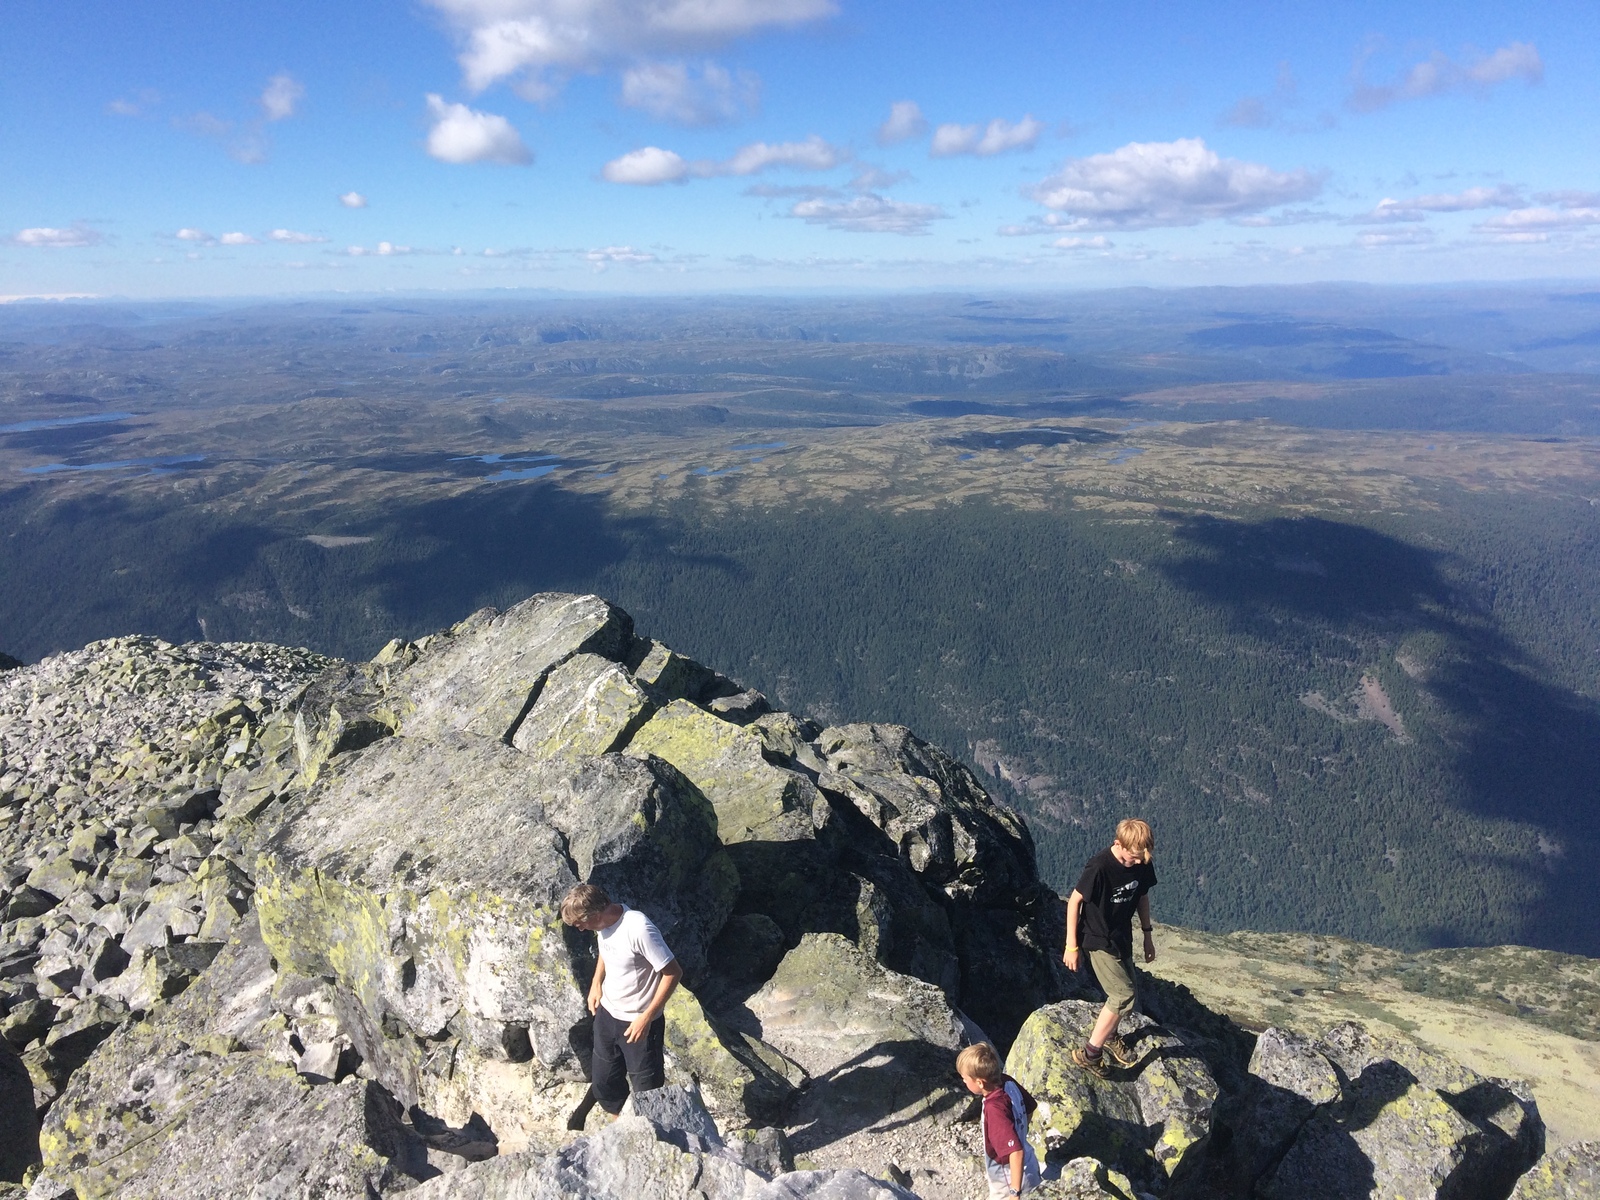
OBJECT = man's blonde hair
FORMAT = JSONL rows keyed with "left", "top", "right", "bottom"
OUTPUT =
{"left": 1115, "top": 818, "right": 1154, "bottom": 863}
{"left": 956, "top": 1042, "right": 1004, "bottom": 1084}
{"left": 560, "top": 882, "right": 611, "bottom": 925}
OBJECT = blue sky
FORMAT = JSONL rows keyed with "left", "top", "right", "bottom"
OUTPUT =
{"left": 3, "top": 0, "right": 1597, "bottom": 296}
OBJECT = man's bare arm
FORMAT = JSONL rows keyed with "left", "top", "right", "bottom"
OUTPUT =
{"left": 624, "top": 959, "right": 682, "bottom": 1043}
{"left": 588, "top": 956, "right": 606, "bottom": 1015}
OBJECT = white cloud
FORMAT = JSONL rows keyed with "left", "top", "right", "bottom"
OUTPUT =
{"left": 339, "top": 191, "right": 369, "bottom": 208}
{"left": 425, "top": 94, "right": 534, "bottom": 164}
{"left": 723, "top": 135, "right": 839, "bottom": 174}
{"left": 620, "top": 60, "right": 757, "bottom": 124}
{"left": 601, "top": 134, "right": 842, "bottom": 183}
{"left": 423, "top": 0, "right": 835, "bottom": 97}
{"left": 261, "top": 73, "right": 305, "bottom": 121}
{"left": 219, "top": 232, "right": 260, "bottom": 245}
{"left": 1348, "top": 41, "right": 1542, "bottom": 113}
{"left": 1359, "top": 184, "right": 1521, "bottom": 223}
{"left": 11, "top": 226, "right": 101, "bottom": 248}
{"left": 931, "top": 115, "right": 1043, "bottom": 157}
{"left": 586, "top": 245, "right": 658, "bottom": 266}
{"left": 1028, "top": 137, "right": 1323, "bottom": 230}
{"left": 1231, "top": 209, "right": 1336, "bottom": 228}
{"left": 1475, "top": 206, "right": 1600, "bottom": 233}
{"left": 270, "top": 229, "right": 328, "bottom": 244}
{"left": 789, "top": 193, "right": 947, "bottom": 234}
{"left": 1357, "top": 228, "right": 1435, "bottom": 247}
{"left": 345, "top": 241, "right": 416, "bottom": 256}
{"left": 877, "top": 100, "right": 926, "bottom": 146}
{"left": 849, "top": 166, "right": 910, "bottom": 192}
{"left": 175, "top": 227, "right": 212, "bottom": 242}
{"left": 603, "top": 145, "right": 690, "bottom": 184}
{"left": 1052, "top": 235, "right": 1111, "bottom": 249}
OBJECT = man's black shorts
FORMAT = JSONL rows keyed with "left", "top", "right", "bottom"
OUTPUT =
{"left": 592, "top": 1005, "right": 666, "bottom": 1113}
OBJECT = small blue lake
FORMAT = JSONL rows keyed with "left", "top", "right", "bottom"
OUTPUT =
{"left": 24, "top": 454, "right": 205, "bottom": 476}
{"left": 486, "top": 464, "right": 560, "bottom": 481}
{"left": 452, "top": 453, "right": 560, "bottom": 466}
{"left": 0, "top": 412, "right": 134, "bottom": 434}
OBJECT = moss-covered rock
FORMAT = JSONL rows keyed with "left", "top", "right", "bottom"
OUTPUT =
{"left": 1036, "top": 1156, "right": 1139, "bottom": 1199}
{"left": 1258, "top": 1058, "right": 1482, "bottom": 1200}
{"left": 391, "top": 593, "right": 633, "bottom": 742}
{"left": 510, "top": 651, "right": 653, "bottom": 761}
{"left": 664, "top": 986, "right": 800, "bottom": 1124}
{"left": 625, "top": 699, "right": 821, "bottom": 844}
{"left": 749, "top": 933, "right": 969, "bottom": 1075}
{"left": 1510, "top": 1140, "right": 1600, "bottom": 1199}
{"left": 1007, "top": 999, "right": 1217, "bottom": 1187}
{"left": 39, "top": 1019, "right": 414, "bottom": 1200}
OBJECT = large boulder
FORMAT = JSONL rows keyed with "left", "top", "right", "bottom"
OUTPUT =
{"left": 813, "top": 724, "right": 1037, "bottom": 898}
{"left": 1252, "top": 1023, "right": 1545, "bottom": 1200}
{"left": 811, "top": 723, "right": 1067, "bottom": 1047}
{"left": 746, "top": 933, "right": 970, "bottom": 1076}
{"left": 745, "top": 933, "right": 975, "bottom": 1167}
{"left": 39, "top": 1021, "right": 417, "bottom": 1200}
{"left": 511, "top": 652, "right": 654, "bottom": 761}
{"left": 1006, "top": 998, "right": 1218, "bottom": 1188}
{"left": 1510, "top": 1140, "right": 1600, "bottom": 1199}
{"left": 255, "top": 730, "right": 729, "bottom": 1139}
{"left": 391, "top": 594, "right": 634, "bottom": 742}
{"left": 626, "top": 699, "right": 822, "bottom": 846}
{"left": 663, "top": 986, "right": 802, "bottom": 1125}
{"left": 1314, "top": 1022, "right": 1543, "bottom": 1199}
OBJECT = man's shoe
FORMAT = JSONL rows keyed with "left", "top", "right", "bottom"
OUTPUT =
{"left": 1102, "top": 1035, "right": 1139, "bottom": 1068}
{"left": 1071, "top": 1045, "right": 1111, "bottom": 1079}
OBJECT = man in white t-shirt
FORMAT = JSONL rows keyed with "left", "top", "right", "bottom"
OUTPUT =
{"left": 560, "top": 882, "right": 682, "bottom": 1117}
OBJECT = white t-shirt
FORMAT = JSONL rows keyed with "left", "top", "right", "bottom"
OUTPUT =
{"left": 597, "top": 906, "right": 675, "bottom": 1021}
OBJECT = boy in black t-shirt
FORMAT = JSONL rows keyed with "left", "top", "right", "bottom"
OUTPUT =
{"left": 1063, "top": 818, "right": 1157, "bottom": 1077}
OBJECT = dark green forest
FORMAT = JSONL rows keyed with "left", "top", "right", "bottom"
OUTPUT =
{"left": 2, "top": 478, "right": 1596, "bottom": 956}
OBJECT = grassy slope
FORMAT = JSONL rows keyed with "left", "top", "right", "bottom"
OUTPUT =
{"left": 1145, "top": 924, "right": 1600, "bottom": 1147}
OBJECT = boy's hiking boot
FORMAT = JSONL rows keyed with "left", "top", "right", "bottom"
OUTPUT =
{"left": 1072, "top": 1045, "right": 1110, "bottom": 1079}
{"left": 1102, "top": 1035, "right": 1139, "bottom": 1068}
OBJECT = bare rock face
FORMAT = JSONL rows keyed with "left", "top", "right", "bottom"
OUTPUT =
{"left": 1007, "top": 998, "right": 1219, "bottom": 1191}
{"left": 0, "top": 591, "right": 1569, "bottom": 1200}
{"left": 1509, "top": 1140, "right": 1600, "bottom": 1200}
{"left": 390, "top": 594, "right": 634, "bottom": 742}
{"left": 254, "top": 732, "right": 731, "bottom": 1138}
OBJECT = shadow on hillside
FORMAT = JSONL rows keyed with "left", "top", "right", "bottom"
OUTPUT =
{"left": 0, "top": 479, "right": 664, "bottom": 662}
{"left": 1159, "top": 514, "right": 1600, "bottom": 954}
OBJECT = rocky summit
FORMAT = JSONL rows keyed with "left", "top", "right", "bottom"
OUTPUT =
{"left": 0, "top": 594, "right": 1581, "bottom": 1199}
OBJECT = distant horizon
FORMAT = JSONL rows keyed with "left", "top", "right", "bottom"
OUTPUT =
{"left": 7, "top": 275, "right": 1600, "bottom": 308}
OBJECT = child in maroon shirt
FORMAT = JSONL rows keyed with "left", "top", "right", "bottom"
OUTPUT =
{"left": 957, "top": 1043, "right": 1041, "bottom": 1198}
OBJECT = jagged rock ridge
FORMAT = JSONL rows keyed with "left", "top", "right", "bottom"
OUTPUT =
{"left": 0, "top": 597, "right": 1573, "bottom": 1199}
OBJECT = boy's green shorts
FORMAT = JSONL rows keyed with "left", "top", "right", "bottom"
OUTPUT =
{"left": 1089, "top": 949, "right": 1138, "bottom": 1017}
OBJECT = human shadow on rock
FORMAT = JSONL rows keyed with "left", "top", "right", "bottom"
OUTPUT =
{"left": 781, "top": 1040, "right": 967, "bottom": 1155}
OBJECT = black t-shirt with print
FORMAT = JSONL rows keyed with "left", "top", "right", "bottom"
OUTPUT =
{"left": 1073, "top": 848, "right": 1157, "bottom": 958}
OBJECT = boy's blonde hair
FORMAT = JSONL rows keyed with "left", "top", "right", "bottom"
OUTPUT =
{"left": 956, "top": 1042, "right": 1004, "bottom": 1084}
{"left": 1115, "top": 818, "right": 1154, "bottom": 863}
{"left": 560, "top": 882, "right": 611, "bottom": 925}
